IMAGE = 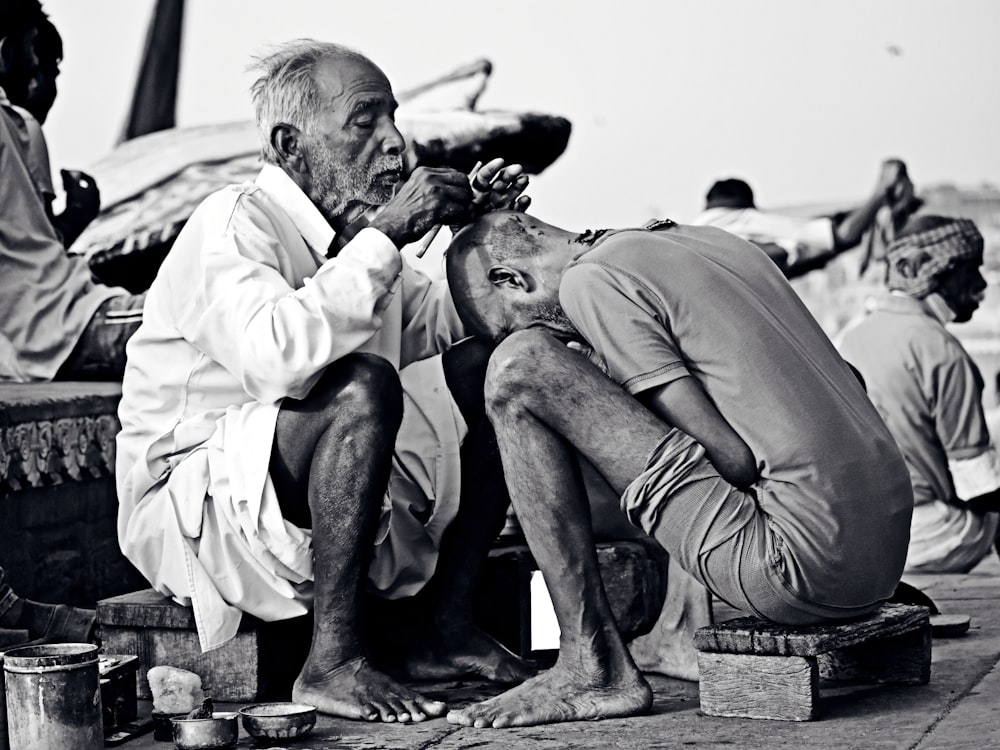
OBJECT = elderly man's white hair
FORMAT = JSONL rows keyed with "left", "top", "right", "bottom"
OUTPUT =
{"left": 248, "top": 39, "right": 374, "bottom": 165}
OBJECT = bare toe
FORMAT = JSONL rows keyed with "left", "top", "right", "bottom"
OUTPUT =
{"left": 294, "top": 656, "right": 444, "bottom": 723}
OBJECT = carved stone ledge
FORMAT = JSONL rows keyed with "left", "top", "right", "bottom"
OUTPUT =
{"left": 0, "top": 383, "right": 122, "bottom": 493}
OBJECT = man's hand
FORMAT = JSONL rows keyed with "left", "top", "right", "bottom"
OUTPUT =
{"left": 370, "top": 166, "right": 473, "bottom": 248}
{"left": 875, "top": 159, "right": 908, "bottom": 202}
{"left": 469, "top": 158, "right": 531, "bottom": 215}
{"left": 54, "top": 169, "right": 101, "bottom": 247}
{"left": 60, "top": 169, "right": 101, "bottom": 224}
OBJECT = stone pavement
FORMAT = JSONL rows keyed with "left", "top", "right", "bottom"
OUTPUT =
{"left": 122, "top": 555, "right": 1000, "bottom": 750}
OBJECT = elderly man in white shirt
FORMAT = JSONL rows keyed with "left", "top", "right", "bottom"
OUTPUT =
{"left": 116, "top": 40, "right": 532, "bottom": 723}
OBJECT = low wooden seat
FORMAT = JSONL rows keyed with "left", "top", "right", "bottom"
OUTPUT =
{"left": 693, "top": 603, "right": 931, "bottom": 721}
{"left": 96, "top": 589, "right": 310, "bottom": 703}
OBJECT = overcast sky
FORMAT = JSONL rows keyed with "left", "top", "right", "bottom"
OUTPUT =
{"left": 42, "top": 0, "right": 1000, "bottom": 229}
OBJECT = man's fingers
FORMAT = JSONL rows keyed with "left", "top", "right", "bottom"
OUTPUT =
{"left": 472, "top": 157, "right": 507, "bottom": 191}
{"left": 490, "top": 174, "right": 529, "bottom": 203}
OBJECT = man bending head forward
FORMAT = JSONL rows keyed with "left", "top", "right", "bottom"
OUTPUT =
{"left": 444, "top": 210, "right": 912, "bottom": 729}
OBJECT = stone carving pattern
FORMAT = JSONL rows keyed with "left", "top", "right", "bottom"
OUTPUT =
{"left": 0, "top": 414, "right": 119, "bottom": 492}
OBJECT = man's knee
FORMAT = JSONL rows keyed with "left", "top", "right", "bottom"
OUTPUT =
{"left": 485, "top": 330, "right": 564, "bottom": 418}
{"left": 302, "top": 353, "right": 403, "bottom": 430}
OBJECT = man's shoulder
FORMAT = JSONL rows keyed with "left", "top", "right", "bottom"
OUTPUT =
{"left": 194, "top": 179, "right": 275, "bottom": 225}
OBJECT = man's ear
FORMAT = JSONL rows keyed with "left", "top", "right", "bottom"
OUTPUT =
{"left": 487, "top": 265, "right": 531, "bottom": 291}
{"left": 271, "top": 123, "right": 307, "bottom": 174}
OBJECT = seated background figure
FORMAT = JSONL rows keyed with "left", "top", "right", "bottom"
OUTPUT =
{"left": 443, "top": 211, "right": 913, "bottom": 728}
{"left": 839, "top": 215, "right": 1000, "bottom": 573}
{"left": 0, "top": 0, "right": 143, "bottom": 381}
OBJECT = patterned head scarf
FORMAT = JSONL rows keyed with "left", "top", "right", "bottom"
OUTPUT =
{"left": 885, "top": 217, "right": 983, "bottom": 298}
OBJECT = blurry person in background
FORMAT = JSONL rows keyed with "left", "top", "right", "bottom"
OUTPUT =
{"left": 0, "top": 0, "right": 144, "bottom": 382}
{"left": 839, "top": 215, "right": 1000, "bottom": 574}
{"left": 692, "top": 159, "right": 915, "bottom": 278}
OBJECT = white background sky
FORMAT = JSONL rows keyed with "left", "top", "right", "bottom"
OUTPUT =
{"left": 42, "top": 0, "right": 1000, "bottom": 229}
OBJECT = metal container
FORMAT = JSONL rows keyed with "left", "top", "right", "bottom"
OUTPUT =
{"left": 171, "top": 713, "right": 239, "bottom": 749}
{"left": 3, "top": 643, "right": 103, "bottom": 750}
{"left": 0, "top": 653, "right": 8, "bottom": 750}
{"left": 238, "top": 702, "right": 317, "bottom": 740}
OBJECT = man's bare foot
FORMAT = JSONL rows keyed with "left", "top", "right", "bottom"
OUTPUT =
{"left": 625, "top": 558, "right": 711, "bottom": 681}
{"left": 445, "top": 663, "right": 652, "bottom": 728}
{"left": 292, "top": 656, "right": 446, "bottom": 723}
{"left": 627, "top": 627, "right": 700, "bottom": 682}
{"left": 400, "top": 626, "right": 536, "bottom": 684}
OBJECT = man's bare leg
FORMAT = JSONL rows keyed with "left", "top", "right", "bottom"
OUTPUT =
{"left": 582, "top": 462, "right": 712, "bottom": 681}
{"left": 398, "top": 339, "right": 535, "bottom": 684}
{"left": 448, "top": 330, "right": 676, "bottom": 728}
{"left": 626, "top": 557, "right": 712, "bottom": 681}
{"left": 270, "top": 353, "right": 445, "bottom": 723}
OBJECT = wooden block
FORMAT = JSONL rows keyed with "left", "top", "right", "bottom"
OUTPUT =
{"left": 474, "top": 539, "right": 668, "bottom": 658}
{"left": 100, "top": 622, "right": 264, "bottom": 703}
{"left": 694, "top": 604, "right": 932, "bottom": 720}
{"left": 818, "top": 625, "right": 931, "bottom": 685}
{"left": 693, "top": 604, "right": 930, "bottom": 657}
{"left": 698, "top": 652, "right": 819, "bottom": 721}
{"left": 97, "top": 589, "right": 310, "bottom": 703}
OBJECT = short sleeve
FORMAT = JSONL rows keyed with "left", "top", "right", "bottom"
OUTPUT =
{"left": 560, "top": 260, "right": 689, "bottom": 394}
{"left": 934, "top": 344, "right": 989, "bottom": 461}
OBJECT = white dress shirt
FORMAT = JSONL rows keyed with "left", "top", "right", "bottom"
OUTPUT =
{"left": 691, "top": 206, "right": 835, "bottom": 266}
{"left": 116, "top": 165, "right": 463, "bottom": 650}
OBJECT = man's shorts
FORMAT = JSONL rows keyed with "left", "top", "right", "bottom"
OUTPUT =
{"left": 367, "top": 355, "right": 468, "bottom": 598}
{"left": 55, "top": 292, "right": 146, "bottom": 380}
{"left": 620, "top": 429, "right": 880, "bottom": 625}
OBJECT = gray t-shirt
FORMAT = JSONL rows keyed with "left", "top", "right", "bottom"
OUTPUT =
{"left": 559, "top": 224, "right": 912, "bottom": 608}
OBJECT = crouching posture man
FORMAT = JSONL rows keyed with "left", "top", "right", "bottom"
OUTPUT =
{"left": 116, "top": 40, "right": 532, "bottom": 723}
{"left": 444, "top": 212, "right": 914, "bottom": 727}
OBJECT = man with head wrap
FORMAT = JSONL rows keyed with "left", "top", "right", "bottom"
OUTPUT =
{"left": 839, "top": 215, "right": 1000, "bottom": 573}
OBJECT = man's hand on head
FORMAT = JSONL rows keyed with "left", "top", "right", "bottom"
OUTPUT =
{"left": 369, "top": 166, "right": 473, "bottom": 248}
{"left": 469, "top": 158, "right": 531, "bottom": 215}
{"left": 875, "top": 159, "right": 907, "bottom": 202}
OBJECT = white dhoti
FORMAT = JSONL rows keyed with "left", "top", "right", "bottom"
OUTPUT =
{"left": 118, "top": 355, "right": 466, "bottom": 651}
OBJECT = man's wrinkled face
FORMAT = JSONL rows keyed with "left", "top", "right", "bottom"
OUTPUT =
{"left": 305, "top": 55, "right": 405, "bottom": 222}
{"left": 938, "top": 257, "right": 987, "bottom": 323}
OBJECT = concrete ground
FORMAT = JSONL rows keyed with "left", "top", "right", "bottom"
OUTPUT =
{"left": 120, "top": 555, "right": 1000, "bottom": 750}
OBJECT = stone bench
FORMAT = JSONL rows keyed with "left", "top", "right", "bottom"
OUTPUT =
{"left": 693, "top": 603, "right": 931, "bottom": 721}
{"left": 0, "top": 382, "right": 146, "bottom": 607}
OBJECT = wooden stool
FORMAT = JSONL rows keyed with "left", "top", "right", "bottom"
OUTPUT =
{"left": 693, "top": 603, "right": 931, "bottom": 721}
{"left": 97, "top": 589, "right": 310, "bottom": 703}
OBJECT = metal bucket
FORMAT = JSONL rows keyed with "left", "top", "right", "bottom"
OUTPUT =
{"left": 0, "top": 653, "right": 8, "bottom": 750}
{"left": 3, "top": 643, "right": 103, "bottom": 750}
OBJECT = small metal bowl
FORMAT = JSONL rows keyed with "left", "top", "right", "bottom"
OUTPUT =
{"left": 238, "top": 702, "right": 317, "bottom": 740}
{"left": 171, "top": 712, "right": 239, "bottom": 749}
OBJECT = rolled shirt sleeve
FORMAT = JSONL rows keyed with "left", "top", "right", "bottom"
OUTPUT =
{"left": 932, "top": 343, "right": 998, "bottom": 501}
